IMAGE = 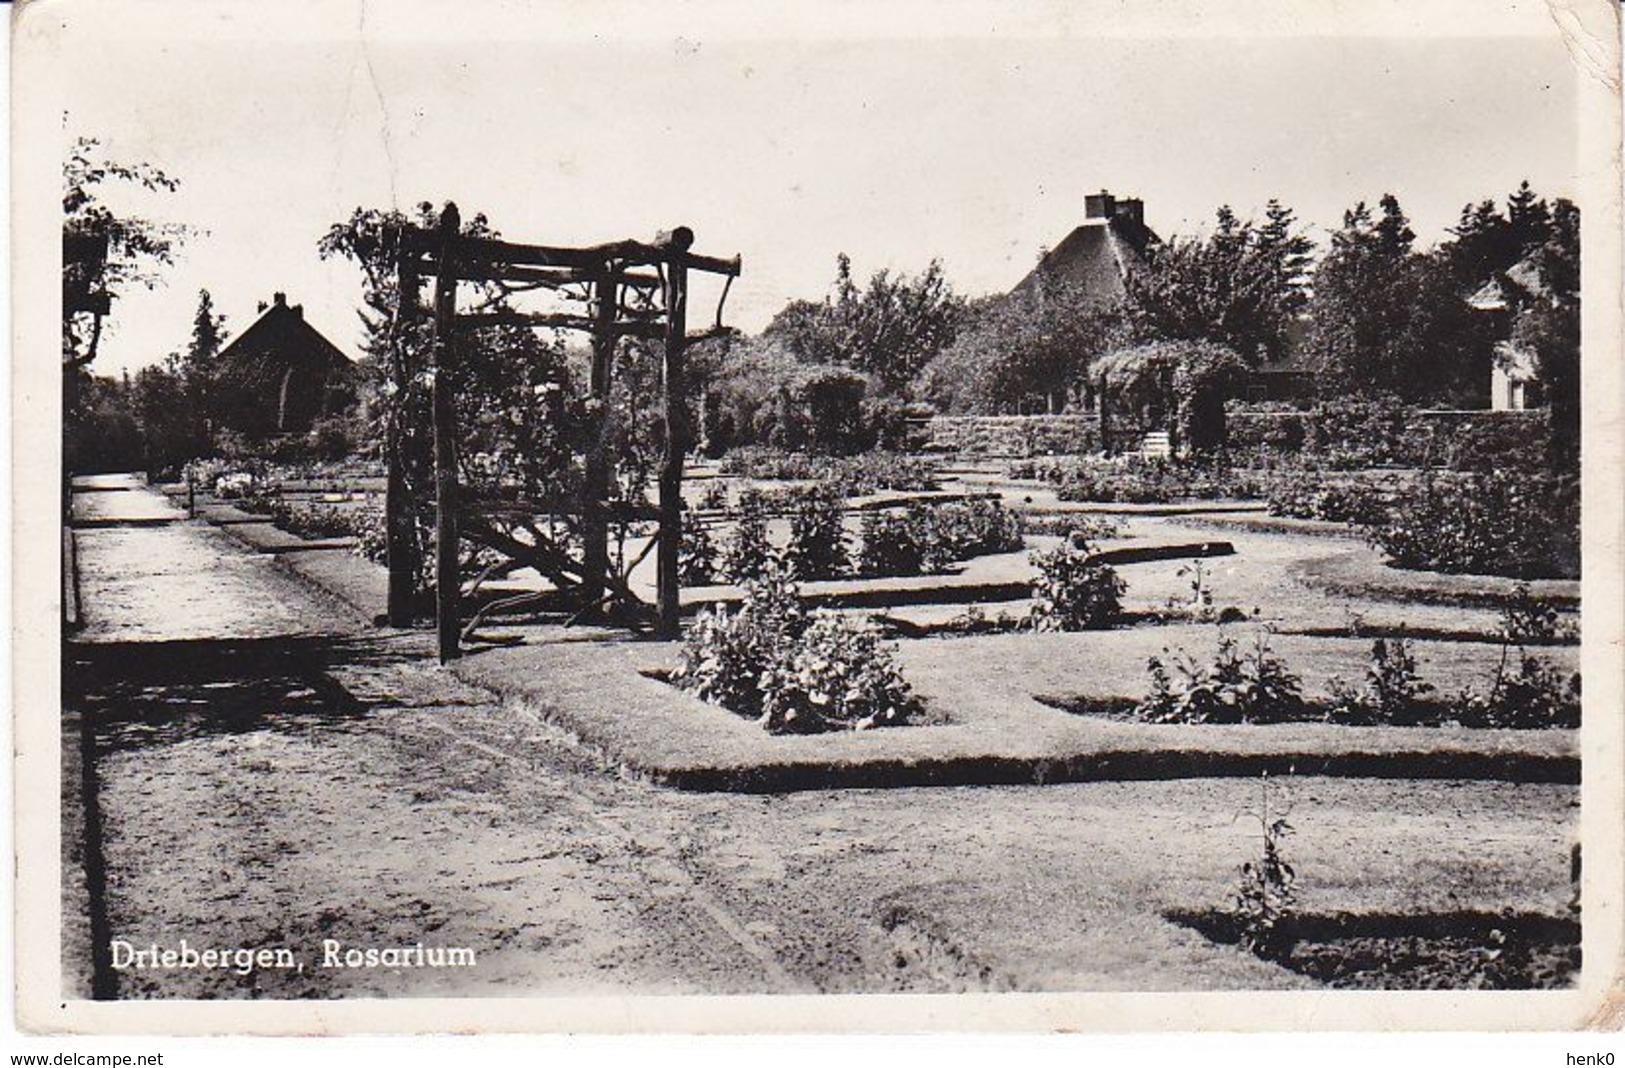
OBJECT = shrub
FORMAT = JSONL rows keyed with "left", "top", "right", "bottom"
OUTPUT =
{"left": 800, "top": 367, "right": 871, "bottom": 455}
{"left": 1234, "top": 772, "right": 1298, "bottom": 960}
{"left": 1302, "top": 395, "right": 1417, "bottom": 467}
{"left": 675, "top": 562, "right": 807, "bottom": 715}
{"left": 1224, "top": 402, "right": 1309, "bottom": 454}
{"left": 1455, "top": 602, "right": 1581, "bottom": 729}
{"left": 785, "top": 485, "right": 849, "bottom": 581}
{"left": 856, "top": 497, "right": 1024, "bottom": 578}
{"left": 352, "top": 506, "right": 389, "bottom": 565}
{"left": 1028, "top": 540, "right": 1124, "bottom": 631}
{"left": 1019, "top": 513, "right": 1123, "bottom": 542}
{"left": 717, "top": 447, "right": 939, "bottom": 497}
{"left": 1264, "top": 469, "right": 1388, "bottom": 525}
{"left": 719, "top": 445, "right": 819, "bottom": 481}
{"left": 1326, "top": 637, "right": 1437, "bottom": 726}
{"left": 1458, "top": 651, "right": 1580, "bottom": 730}
{"left": 1052, "top": 456, "right": 1263, "bottom": 504}
{"left": 824, "top": 452, "right": 939, "bottom": 496}
{"left": 1432, "top": 411, "right": 1552, "bottom": 474}
{"left": 1136, "top": 632, "right": 1307, "bottom": 724}
{"left": 1361, "top": 469, "right": 1579, "bottom": 580}
{"left": 306, "top": 412, "right": 361, "bottom": 462}
{"left": 934, "top": 414, "right": 1103, "bottom": 458}
{"left": 679, "top": 520, "right": 719, "bottom": 586}
{"left": 1227, "top": 401, "right": 1556, "bottom": 473}
{"left": 757, "top": 612, "right": 920, "bottom": 733}
{"left": 721, "top": 488, "right": 775, "bottom": 583}
{"left": 697, "top": 480, "right": 731, "bottom": 512}
{"left": 213, "top": 470, "right": 264, "bottom": 500}
{"left": 934, "top": 497, "right": 1025, "bottom": 558}
{"left": 857, "top": 508, "right": 930, "bottom": 577}
{"left": 274, "top": 502, "right": 365, "bottom": 541}
{"left": 673, "top": 564, "right": 920, "bottom": 733}
{"left": 1499, "top": 583, "right": 1576, "bottom": 645}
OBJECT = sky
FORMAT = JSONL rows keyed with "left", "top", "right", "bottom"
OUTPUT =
{"left": 39, "top": 0, "right": 1585, "bottom": 375}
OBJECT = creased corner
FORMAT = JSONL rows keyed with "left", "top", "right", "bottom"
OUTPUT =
{"left": 1546, "top": 0, "right": 1622, "bottom": 93}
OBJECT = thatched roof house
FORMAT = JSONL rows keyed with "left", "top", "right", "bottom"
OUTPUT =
{"left": 214, "top": 292, "right": 356, "bottom": 437}
{"left": 1010, "top": 190, "right": 1160, "bottom": 307}
{"left": 1467, "top": 255, "right": 1547, "bottom": 411}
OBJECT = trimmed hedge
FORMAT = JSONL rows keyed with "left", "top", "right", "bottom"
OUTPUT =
{"left": 718, "top": 446, "right": 939, "bottom": 496}
{"left": 927, "top": 414, "right": 1103, "bottom": 458}
{"left": 1226, "top": 401, "right": 1553, "bottom": 472}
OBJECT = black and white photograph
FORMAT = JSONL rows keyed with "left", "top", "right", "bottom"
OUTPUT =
{"left": 14, "top": 0, "right": 1625, "bottom": 1036}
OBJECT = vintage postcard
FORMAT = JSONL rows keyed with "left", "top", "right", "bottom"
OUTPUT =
{"left": 12, "top": 0, "right": 1625, "bottom": 1036}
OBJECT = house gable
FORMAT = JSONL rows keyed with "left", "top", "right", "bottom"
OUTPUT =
{"left": 214, "top": 292, "right": 356, "bottom": 437}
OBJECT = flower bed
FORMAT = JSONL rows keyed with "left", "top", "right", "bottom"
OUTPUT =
{"left": 1043, "top": 456, "right": 1267, "bottom": 504}
{"left": 717, "top": 446, "right": 939, "bottom": 496}
{"left": 672, "top": 565, "right": 925, "bottom": 734}
{"left": 1039, "top": 629, "right": 1579, "bottom": 730}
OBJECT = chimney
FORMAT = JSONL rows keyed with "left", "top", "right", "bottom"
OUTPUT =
{"left": 1113, "top": 197, "right": 1145, "bottom": 230}
{"left": 292, "top": 304, "right": 304, "bottom": 318}
{"left": 257, "top": 300, "right": 268, "bottom": 313}
{"left": 273, "top": 291, "right": 287, "bottom": 307}
{"left": 1084, "top": 190, "right": 1115, "bottom": 221}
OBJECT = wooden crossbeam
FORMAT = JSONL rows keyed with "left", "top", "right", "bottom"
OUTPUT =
{"left": 416, "top": 256, "right": 663, "bottom": 290}
{"left": 465, "top": 498, "right": 661, "bottom": 522}
{"left": 402, "top": 227, "right": 742, "bottom": 278}
{"left": 65, "top": 291, "right": 112, "bottom": 316}
{"left": 454, "top": 311, "right": 665, "bottom": 339}
{"left": 388, "top": 206, "right": 740, "bottom": 655}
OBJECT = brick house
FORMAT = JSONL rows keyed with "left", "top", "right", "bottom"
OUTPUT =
{"left": 213, "top": 292, "right": 357, "bottom": 437}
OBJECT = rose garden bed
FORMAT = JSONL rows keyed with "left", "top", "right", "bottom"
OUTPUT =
{"left": 167, "top": 473, "right": 1582, "bottom": 790}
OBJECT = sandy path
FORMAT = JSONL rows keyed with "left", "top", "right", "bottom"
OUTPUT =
{"left": 87, "top": 660, "right": 1577, "bottom": 997}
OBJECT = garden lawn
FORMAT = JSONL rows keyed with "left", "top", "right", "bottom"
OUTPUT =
{"left": 447, "top": 627, "right": 1575, "bottom": 793}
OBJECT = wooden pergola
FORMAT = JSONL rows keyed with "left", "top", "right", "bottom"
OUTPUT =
{"left": 387, "top": 202, "right": 741, "bottom": 661}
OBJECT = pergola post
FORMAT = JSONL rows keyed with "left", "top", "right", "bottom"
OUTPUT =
{"left": 431, "top": 202, "right": 462, "bottom": 663}
{"left": 385, "top": 214, "right": 736, "bottom": 650}
{"left": 582, "top": 269, "right": 619, "bottom": 614}
{"left": 657, "top": 227, "right": 693, "bottom": 639}
{"left": 386, "top": 240, "right": 421, "bottom": 627}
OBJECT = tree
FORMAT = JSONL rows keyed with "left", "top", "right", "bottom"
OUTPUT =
{"left": 62, "top": 138, "right": 185, "bottom": 371}
{"left": 762, "top": 254, "right": 966, "bottom": 393}
{"left": 1123, "top": 202, "right": 1314, "bottom": 366}
{"left": 181, "top": 289, "right": 228, "bottom": 452}
{"left": 917, "top": 284, "right": 1123, "bottom": 414}
{"left": 129, "top": 358, "right": 196, "bottom": 477}
{"left": 1303, "top": 194, "right": 1480, "bottom": 403}
{"left": 63, "top": 137, "right": 186, "bottom": 474}
{"left": 1513, "top": 197, "right": 1580, "bottom": 470}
